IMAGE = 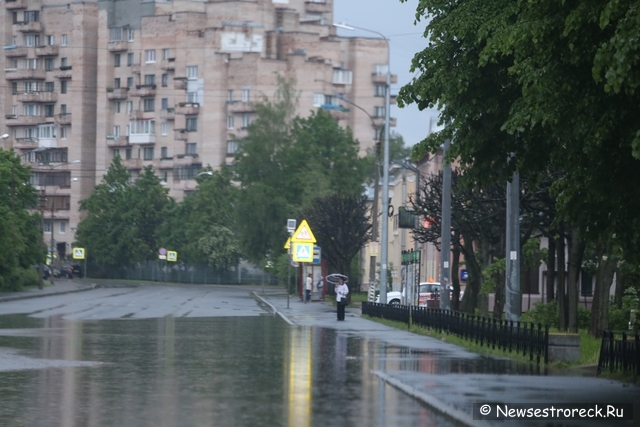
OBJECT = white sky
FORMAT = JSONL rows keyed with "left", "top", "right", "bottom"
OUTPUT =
{"left": 334, "top": 0, "right": 440, "bottom": 148}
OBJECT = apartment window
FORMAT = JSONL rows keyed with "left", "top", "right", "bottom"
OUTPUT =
{"left": 24, "top": 104, "right": 40, "bottom": 116}
{"left": 60, "top": 104, "right": 67, "bottom": 114}
{"left": 143, "top": 98, "right": 155, "bottom": 112}
{"left": 60, "top": 126, "right": 68, "bottom": 139}
{"left": 144, "top": 74, "right": 155, "bottom": 86}
{"left": 126, "top": 101, "right": 133, "bottom": 113}
{"left": 44, "top": 104, "right": 54, "bottom": 117}
{"left": 374, "top": 64, "right": 389, "bottom": 75}
{"left": 24, "top": 10, "right": 39, "bottom": 22}
{"left": 374, "top": 106, "right": 386, "bottom": 118}
{"left": 161, "top": 147, "right": 168, "bottom": 158}
{"left": 313, "top": 93, "right": 325, "bottom": 107}
{"left": 242, "top": 87, "right": 250, "bottom": 102}
{"left": 186, "top": 92, "right": 198, "bottom": 103}
{"left": 374, "top": 127, "right": 382, "bottom": 141}
{"left": 44, "top": 220, "right": 52, "bottom": 233}
{"left": 173, "top": 164, "right": 202, "bottom": 181}
{"left": 143, "top": 147, "right": 154, "bottom": 160}
{"left": 242, "top": 114, "right": 250, "bottom": 129}
{"left": 38, "top": 124, "right": 56, "bottom": 139}
{"left": 145, "top": 49, "right": 156, "bottom": 63}
{"left": 227, "top": 90, "right": 234, "bottom": 102}
{"left": 44, "top": 35, "right": 54, "bottom": 46}
{"left": 113, "top": 125, "right": 120, "bottom": 137}
{"left": 374, "top": 85, "right": 386, "bottom": 97}
{"left": 128, "top": 28, "right": 135, "bottom": 42}
{"left": 186, "top": 143, "right": 197, "bottom": 155}
{"left": 45, "top": 82, "right": 54, "bottom": 92}
{"left": 59, "top": 221, "right": 66, "bottom": 234}
{"left": 127, "top": 53, "right": 134, "bottom": 66}
{"left": 163, "top": 49, "right": 170, "bottom": 60}
{"left": 11, "top": 35, "right": 17, "bottom": 46}
{"left": 187, "top": 66, "right": 198, "bottom": 79}
{"left": 227, "top": 116, "right": 234, "bottom": 129}
{"left": 227, "top": 140, "right": 238, "bottom": 155}
{"left": 109, "top": 27, "right": 123, "bottom": 42}
{"left": 11, "top": 83, "right": 18, "bottom": 95}
{"left": 161, "top": 171, "right": 168, "bottom": 183}
{"left": 24, "top": 81, "right": 39, "bottom": 92}
{"left": 161, "top": 122, "right": 168, "bottom": 136}
{"left": 25, "top": 58, "right": 39, "bottom": 69}
{"left": 129, "top": 120, "right": 155, "bottom": 134}
{"left": 45, "top": 58, "right": 55, "bottom": 71}
{"left": 60, "top": 57, "right": 68, "bottom": 67}
{"left": 127, "top": 77, "right": 134, "bottom": 88}
{"left": 332, "top": 69, "right": 353, "bottom": 85}
{"left": 114, "top": 101, "right": 121, "bottom": 113}
{"left": 113, "top": 148, "right": 120, "bottom": 158}
{"left": 24, "top": 34, "right": 39, "bottom": 47}
{"left": 114, "top": 78, "right": 121, "bottom": 89}
{"left": 161, "top": 74, "right": 168, "bottom": 87}
{"left": 125, "top": 148, "right": 132, "bottom": 159}
{"left": 161, "top": 98, "right": 168, "bottom": 110}
{"left": 61, "top": 34, "right": 68, "bottom": 46}
{"left": 186, "top": 117, "right": 197, "bottom": 132}
{"left": 114, "top": 54, "right": 121, "bottom": 67}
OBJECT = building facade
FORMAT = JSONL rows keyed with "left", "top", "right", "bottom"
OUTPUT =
{"left": 1, "top": 0, "right": 396, "bottom": 259}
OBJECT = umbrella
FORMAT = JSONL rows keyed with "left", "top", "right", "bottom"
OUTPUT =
{"left": 325, "top": 273, "right": 348, "bottom": 285}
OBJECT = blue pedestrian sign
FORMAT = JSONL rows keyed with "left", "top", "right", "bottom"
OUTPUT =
{"left": 292, "top": 242, "right": 313, "bottom": 262}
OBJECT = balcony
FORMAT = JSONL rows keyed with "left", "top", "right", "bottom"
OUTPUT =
{"left": 160, "top": 108, "right": 175, "bottom": 120}
{"left": 53, "top": 66, "right": 72, "bottom": 79}
{"left": 129, "top": 110, "right": 154, "bottom": 120}
{"left": 35, "top": 45, "right": 59, "bottom": 56}
{"left": 14, "top": 137, "right": 38, "bottom": 148}
{"left": 5, "top": 115, "right": 46, "bottom": 126}
{"left": 305, "top": 0, "right": 330, "bottom": 13}
{"left": 54, "top": 113, "right": 72, "bottom": 125}
{"left": 129, "top": 134, "right": 156, "bottom": 145}
{"left": 174, "top": 78, "right": 187, "bottom": 90}
{"left": 174, "top": 129, "right": 188, "bottom": 141}
{"left": 108, "top": 41, "right": 128, "bottom": 52}
{"left": 16, "top": 21, "right": 42, "bottom": 32}
{"left": 5, "top": 0, "right": 27, "bottom": 9}
{"left": 160, "top": 58, "right": 175, "bottom": 71}
{"left": 226, "top": 101, "right": 255, "bottom": 114}
{"left": 175, "top": 102, "right": 199, "bottom": 115}
{"left": 130, "top": 84, "right": 156, "bottom": 97}
{"left": 371, "top": 73, "right": 398, "bottom": 84}
{"left": 174, "top": 153, "right": 199, "bottom": 165}
{"left": 17, "top": 91, "right": 58, "bottom": 103}
{"left": 106, "top": 87, "right": 129, "bottom": 100}
{"left": 4, "top": 46, "right": 29, "bottom": 57}
{"left": 122, "top": 158, "right": 143, "bottom": 169}
{"left": 106, "top": 135, "right": 130, "bottom": 147}
{"left": 5, "top": 68, "right": 46, "bottom": 80}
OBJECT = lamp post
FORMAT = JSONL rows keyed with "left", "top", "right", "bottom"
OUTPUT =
{"left": 333, "top": 22, "right": 391, "bottom": 303}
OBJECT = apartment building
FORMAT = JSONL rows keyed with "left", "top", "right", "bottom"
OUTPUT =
{"left": 2, "top": 0, "right": 395, "bottom": 259}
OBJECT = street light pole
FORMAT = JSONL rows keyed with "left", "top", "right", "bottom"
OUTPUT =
{"left": 333, "top": 22, "right": 391, "bottom": 304}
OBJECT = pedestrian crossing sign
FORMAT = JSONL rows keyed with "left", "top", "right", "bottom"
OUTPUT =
{"left": 72, "top": 248, "right": 85, "bottom": 260}
{"left": 292, "top": 242, "right": 313, "bottom": 262}
{"left": 291, "top": 219, "right": 316, "bottom": 243}
{"left": 167, "top": 251, "right": 178, "bottom": 262}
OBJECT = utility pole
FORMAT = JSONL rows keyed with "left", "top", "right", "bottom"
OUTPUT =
{"left": 505, "top": 171, "right": 521, "bottom": 321}
{"left": 439, "top": 137, "right": 452, "bottom": 310}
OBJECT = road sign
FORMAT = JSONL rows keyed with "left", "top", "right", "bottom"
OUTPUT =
{"left": 292, "top": 242, "right": 313, "bottom": 262}
{"left": 284, "top": 237, "right": 291, "bottom": 249}
{"left": 72, "top": 247, "right": 85, "bottom": 260}
{"left": 159, "top": 247, "right": 167, "bottom": 260}
{"left": 312, "top": 245, "right": 321, "bottom": 265}
{"left": 167, "top": 251, "right": 177, "bottom": 262}
{"left": 287, "top": 219, "right": 297, "bottom": 233}
{"left": 291, "top": 219, "right": 316, "bottom": 243}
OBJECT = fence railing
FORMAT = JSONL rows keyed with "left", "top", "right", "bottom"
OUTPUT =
{"left": 597, "top": 330, "right": 640, "bottom": 377}
{"left": 362, "top": 302, "right": 549, "bottom": 364}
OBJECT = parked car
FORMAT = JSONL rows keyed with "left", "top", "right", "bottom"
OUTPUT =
{"left": 60, "top": 264, "right": 82, "bottom": 278}
{"left": 375, "top": 291, "right": 402, "bottom": 305}
{"left": 418, "top": 282, "right": 441, "bottom": 308}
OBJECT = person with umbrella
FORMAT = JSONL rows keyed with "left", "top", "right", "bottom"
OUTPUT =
{"left": 335, "top": 276, "right": 349, "bottom": 321}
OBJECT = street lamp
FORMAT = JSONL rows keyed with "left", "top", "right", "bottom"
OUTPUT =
{"left": 334, "top": 22, "right": 392, "bottom": 304}
{"left": 1, "top": 134, "right": 8, "bottom": 139}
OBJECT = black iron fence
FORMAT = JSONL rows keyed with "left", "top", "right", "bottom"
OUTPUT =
{"left": 362, "top": 302, "right": 549, "bottom": 364}
{"left": 597, "top": 330, "right": 640, "bottom": 377}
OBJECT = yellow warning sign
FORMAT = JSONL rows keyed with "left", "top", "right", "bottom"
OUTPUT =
{"left": 291, "top": 219, "right": 316, "bottom": 243}
{"left": 284, "top": 237, "right": 291, "bottom": 249}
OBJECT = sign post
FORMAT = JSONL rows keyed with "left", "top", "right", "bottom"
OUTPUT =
{"left": 72, "top": 247, "right": 86, "bottom": 279}
{"left": 290, "top": 220, "right": 316, "bottom": 301}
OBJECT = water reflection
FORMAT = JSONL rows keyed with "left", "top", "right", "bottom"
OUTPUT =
{"left": 0, "top": 315, "right": 455, "bottom": 427}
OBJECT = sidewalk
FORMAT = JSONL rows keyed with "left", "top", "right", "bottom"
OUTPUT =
{"left": 0, "top": 280, "right": 96, "bottom": 303}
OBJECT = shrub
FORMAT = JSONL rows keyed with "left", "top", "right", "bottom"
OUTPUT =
{"left": 608, "top": 289, "right": 639, "bottom": 331}
{"left": 521, "top": 300, "right": 558, "bottom": 327}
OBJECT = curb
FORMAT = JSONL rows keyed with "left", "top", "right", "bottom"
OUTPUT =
{"left": 0, "top": 284, "right": 97, "bottom": 303}
{"left": 252, "top": 292, "right": 294, "bottom": 325}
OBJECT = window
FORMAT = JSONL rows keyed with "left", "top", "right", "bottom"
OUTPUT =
{"left": 161, "top": 122, "right": 168, "bottom": 136}
{"left": 313, "top": 93, "right": 325, "bottom": 107}
{"left": 374, "top": 64, "right": 389, "bottom": 75}
{"left": 114, "top": 78, "right": 120, "bottom": 89}
{"left": 44, "top": 104, "right": 54, "bottom": 117}
{"left": 161, "top": 74, "right": 168, "bottom": 87}
{"left": 45, "top": 35, "right": 55, "bottom": 46}
{"left": 127, "top": 77, "right": 133, "bottom": 88}
{"left": 24, "top": 81, "right": 39, "bottom": 92}
{"left": 163, "top": 49, "right": 170, "bottom": 60}
{"left": 186, "top": 92, "right": 198, "bottom": 103}
{"left": 242, "top": 87, "right": 250, "bottom": 102}
{"left": 145, "top": 49, "right": 156, "bottom": 63}
{"left": 38, "top": 124, "right": 56, "bottom": 139}
{"left": 59, "top": 221, "right": 66, "bottom": 234}
{"left": 227, "top": 140, "right": 238, "bottom": 155}
{"left": 187, "top": 66, "right": 198, "bottom": 79}
{"left": 60, "top": 57, "right": 68, "bottom": 67}
{"left": 24, "top": 10, "right": 39, "bottom": 22}
{"left": 114, "top": 54, "right": 121, "bottom": 67}
{"left": 114, "top": 101, "right": 121, "bottom": 113}
{"left": 109, "top": 27, "right": 123, "bottom": 42}
{"left": 127, "top": 53, "right": 134, "bottom": 66}
{"left": 126, "top": 101, "right": 133, "bottom": 113}
{"left": 173, "top": 164, "right": 202, "bottom": 181}
{"left": 144, "top": 74, "right": 155, "bottom": 86}
{"left": 44, "top": 220, "right": 52, "bottom": 233}
{"left": 186, "top": 143, "right": 197, "bottom": 155}
{"left": 143, "top": 147, "right": 154, "bottom": 160}
{"left": 125, "top": 148, "right": 132, "bottom": 159}
{"left": 61, "top": 34, "right": 68, "bottom": 46}
{"left": 161, "top": 98, "right": 168, "bottom": 110}
{"left": 113, "top": 148, "right": 120, "bottom": 158}
{"left": 60, "top": 126, "right": 68, "bottom": 139}
{"left": 227, "top": 115, "right": 234, "bottom": 129}
{"left": 374, "top": 127, "right": 382, "bottom": 141}
{"left": 24, "top": 34, "right": 39, "bottom": 47}
{"left": 128, "top": 28, "right": 135, "bottom": 42}
{"left": 242, "top": 114, "right": 250, "bottom": 129}
{"left": 45, "top": 58, "right": 55, "bottom": 71}
{"left": 374, "top": 106, "right": 386, "bottom": 118}
{"left": 24, "top": 104, "right": 41, "bottom": 116}
{"left": 129, "top": 120, "right": 155, "bottom": 134}
{"left": 12, "top": 83, "right": 18, "bottom": 95}
{"left": 227, "top": 90, "right": 234, "bottom": 102}
{"left": 161, "top": 147, "right": 168, "bottom": 158}
{"left": 333, "top": 69, "right": 353, "bottom": 85}
{"left": 186, "top": 117, "right": 197, "bottom": 132}
{"left": 143, "top": 98, "right": 155, "bottom": 112}
{"left": 374, "top": 85, "right": 386, "bottom": 97}
{"left": 25, "top": 58, "right": 39, "bottom": 69}
{"left": 113, "top": 125, "right": 120, "bottom": 137}
{"left": 45, "top": 82, "right": 54, "bottom": 92}
{"left": 11, "top": 35, "right": 17, "bottom": 46}
{"left": 60, "top": 104, "right": 67, "bottom": 114}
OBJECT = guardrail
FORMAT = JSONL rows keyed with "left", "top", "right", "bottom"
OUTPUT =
{"left": 597, "top": 330, "right": 639, "bottom": 376}
{"left": 362, "top": 302, "right": 549, "bottom": 364}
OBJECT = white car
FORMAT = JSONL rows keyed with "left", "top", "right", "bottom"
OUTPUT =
{"left": 375, "top": 291, "right": 402, "bottom": 305}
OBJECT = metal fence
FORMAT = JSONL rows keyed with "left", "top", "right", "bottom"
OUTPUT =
{"left": 597, "top": 330, "right": 640, "bottom": 377}
{"left": 362, "top": 302, "right": 549, "bottom": 364}
{"left": 87, "top": 260, "right": 279, "bottom": 285}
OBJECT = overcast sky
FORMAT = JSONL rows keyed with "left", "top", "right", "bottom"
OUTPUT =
{"left": 334, "top": 0, "right": 439, "bottom": 148}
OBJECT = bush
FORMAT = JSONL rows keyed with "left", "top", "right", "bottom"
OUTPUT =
{"left": 608, "top": 289, "right": 639, "bottom": 331}
{"left": 1, "top": 267, "right": 40, "bottom": 292}
{"left": 521, "top": 300, "right": 558, "bottom": 327}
